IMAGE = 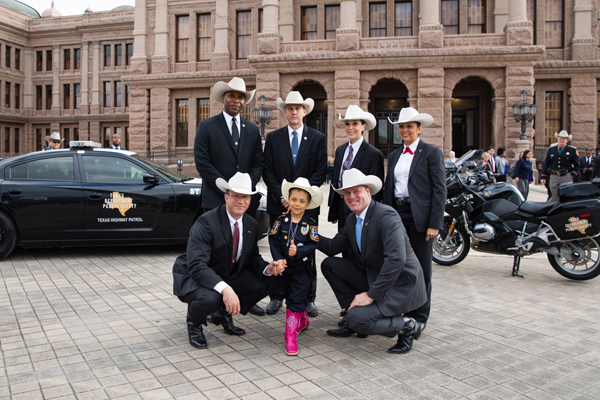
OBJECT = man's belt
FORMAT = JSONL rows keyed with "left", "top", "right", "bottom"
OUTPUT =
{"left": 394, "top": 197, "right": 410, "bottom": 206}
{"left": 550, "top": 170, "right": 569, "bottom": 176}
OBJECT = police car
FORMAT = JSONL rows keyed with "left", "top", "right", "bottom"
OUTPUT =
{"left": 0, "top": 141, "right": 268, "bottom": 260}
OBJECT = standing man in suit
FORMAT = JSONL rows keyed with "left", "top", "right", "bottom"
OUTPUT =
{"left": 318, "top": 169, "right": 427, "bottom": 354}
{"left": 172, "top": 173, "right": 283, "bottom": 349}
{"left": 107, "top": 133, "right": 126, "bottom": 150}
{"left": 593, "top": 146, "right": 600, "bottom": 179}
{"left": 487, "top": 147, "right": 497, "bottom": 174}
{"left": 262, "top": 91, "right": 327, "bottom": 317}
{"left": 540, "top": 130, "right": 581, "bottom": 203}
{"left": 383, "top": 107, "right": 446, "bottom": 334}
{"left": 580, "top": 148, "right": 594, "bottom": 182}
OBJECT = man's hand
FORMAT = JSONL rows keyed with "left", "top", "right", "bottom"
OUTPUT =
{"left": 222, "top": 286, "right": 240, "bottom": 316}
{"left": 289, "top": 240, "right": 297, "bottom": 257}
{"left": 266, "top": 259, "right": 286, "bottom": 276}
{"left": 280, "top": 197, "right": 290, "bottom": 214}
{"left": 348, "top": 292, "right": 374, "bottom": 310}
{"left": 541, "top": 178, "right": 546, "bottom": 185}
{"left": 331, "top": 220, "right": 337, "bottom": 224}
{"left": 425, "top": 228, "right": 438, "bottom": 242}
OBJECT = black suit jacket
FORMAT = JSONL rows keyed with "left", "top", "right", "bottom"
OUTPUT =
{"left": 263, "top": 125, "right": 327, "bottom": 216}
{"left": 580, "top": 155, "right": 594, "bottom": 181}
{"left": 172, "top": 205, "right": 268, "bottom": 300}
{"left": 382, "top": 139, "right": 446, "bottom": 233}
{"left": 194, "top": 112, "right": 264, "bottom": 209}
{"left": 593, "top": 154, "right": 600, "bottom": 179}
{"left": 327, "top": 140, "right": 384, "bottom": 222}
{"left": 318, "top": 201, "right": 427, "bottom": 316}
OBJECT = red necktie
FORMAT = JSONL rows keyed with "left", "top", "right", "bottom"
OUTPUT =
{"left": 403, "top": 147, "right": 414, "bottom": 155}
{"left": 231, "top": 221, "right": 239, "bottom": 272}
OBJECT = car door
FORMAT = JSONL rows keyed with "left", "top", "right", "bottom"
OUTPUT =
{"left": 80, "top": 153, "right": 177, "bottom": 240}
{"left": 1, "top": 154, "right": 85, "bottom": 242}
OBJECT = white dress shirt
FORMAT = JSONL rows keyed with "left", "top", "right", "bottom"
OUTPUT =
{"left": 222, "top": 111, "right": 242, "bottom": 137}
{"left": 394, "top": 138, "right": 420, "bottom": 198}
{"left": 287, "top": 124, "right": 304, "bottom": 151}
{"left": 338, "top": 137, "right": 364, "bottom": 181}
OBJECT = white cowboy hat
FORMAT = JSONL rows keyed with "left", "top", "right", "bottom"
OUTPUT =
{"left": 281, "top": 178, "right": 323, "bottom": 210}
{"left": 388, "top": 107, "right": 433, "bottom": 128}
{"left": 45, "top": 132, "right": 64, "bottom": 142}
{"left": 555, "top": 130, "right": 572, "bottom": 141}
{"left": 338, "top": 105, "right": 376, "bottom": 131}
{"left": 276, "top": 91, "right": 314, "bottom": 115}
{"left": 333, "top": 168, "right": 382, "bottom": 195}
{"left": 213, "top": 77, "right": 256, "bottom": 104}
{"left": 216, "top": 172, "right": 258, "bottom": 195}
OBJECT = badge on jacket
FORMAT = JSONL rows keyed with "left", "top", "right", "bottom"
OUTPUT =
{"left": 301, "top": 223, "right": 309, "bottom": 236}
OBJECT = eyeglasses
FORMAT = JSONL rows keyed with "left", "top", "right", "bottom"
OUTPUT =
{"left": 51, "top": 140, "right": 61, "bottom": 144}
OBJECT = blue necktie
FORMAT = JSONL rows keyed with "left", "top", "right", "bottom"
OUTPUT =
{"left": 558, "top": 147, "right": 563, "bottom": 155}
{"left": 291, "top": 131, "right": 299, "bottom": 166}
{"left": 356, "top": 217, "right": 362, "bottom": 253}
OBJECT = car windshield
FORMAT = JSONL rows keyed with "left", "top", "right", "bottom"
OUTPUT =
{"left": 132, "top": 154, "right": 187, "bottom": 182}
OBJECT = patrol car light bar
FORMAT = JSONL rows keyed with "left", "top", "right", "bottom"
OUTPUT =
{"left": 70, "top": 141, "right": 101, "bottom": 149}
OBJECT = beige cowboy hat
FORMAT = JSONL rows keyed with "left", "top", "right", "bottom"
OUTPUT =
{"left": 213, "top": 77, "right": 256, "bottom": 104}
{"left": 555, "top": 130, "right": 572, "bottom": 141}
{"left": 338, "top": 105, "right": 376, "bottom": 131}
{"left": 216, "top": 172, "right": 258, "bottom": 195}
{"left": 45, "top": 132, "right": 64, "bottom": 142}
{"left": 276, "top": 91, "right": 314, "bottom": 115}
{"left": 388, "top": 107, "right": 433, "bottom": 128}
{"left": 333, "top": 169, "right": 382, "bottom": 195}
{"left": 281, "top": 178, "right": 323, "bottom": 210}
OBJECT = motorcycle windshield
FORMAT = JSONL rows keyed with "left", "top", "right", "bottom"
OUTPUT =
{"left": 455, "top": 149, "right": 484, "bottom": 166}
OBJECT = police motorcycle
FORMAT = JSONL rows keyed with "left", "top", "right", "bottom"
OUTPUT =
{"left": 432, "top": 150, "right": 600, "bottom": 281}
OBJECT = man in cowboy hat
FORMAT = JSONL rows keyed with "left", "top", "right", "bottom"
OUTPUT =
{"left": 262, "top": 90, "right": 327, "bottom": 316}
{"left": 540, "top": 130, "right": 581, "bottom": 203}
{"left": 382, "top": 107, "right": 446, "bottom": 334}
{"left": 45, "top": 132, "right": 64, "bottom": 150}
{"left": 172, "top": 173, "right": 283, "bottom": 349}
{"left": 318, "top": 168, "right": 427, "bottom": 354}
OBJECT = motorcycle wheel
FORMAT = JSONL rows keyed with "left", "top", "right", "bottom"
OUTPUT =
{"left": 548, "top": 237, "right": 600, "bottom": 281}
{"left": 432, "top": 227, "right": 470, "bottom": 266}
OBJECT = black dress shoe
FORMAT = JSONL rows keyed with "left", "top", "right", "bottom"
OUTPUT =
{"left": 210, "top": 309, "right": 246, "bottom": 336}
{"left": 307, "top": 302, "right": 318, "bottom": 317}
{"left": 326, "top": 324, "right": 368, "bottom": 338}
{"left": 266, "top": 299, "right": 283, "bottom": 314}
{"left": 417, "top": 322, "right": 426, "bottom": 336}
{"left": 337, "top": 317, "right": 346, "bottom": 327}
{"left": 249, "top": 304, "right": 266, "bottom": 316}
{"left": 339, "top": 309, "right": 348, "bottom": 317}
{"left": 187, "top": 318, "right": 207, "bottom": 349}
{"left": 388, "top": 317, "right": 422, "bottom": 354}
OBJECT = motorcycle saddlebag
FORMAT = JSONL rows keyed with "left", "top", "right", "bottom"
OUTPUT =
{"left": 546, "top": 199, "right": 600, "bottom": 241}
{"left": 558, "top": 182, "right": 600, "bottom": 203}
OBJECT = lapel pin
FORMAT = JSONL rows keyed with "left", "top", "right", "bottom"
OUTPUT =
{"left": 303, "top": 137, "right": 307, "bottom": 140}
{"left": 419, "top": 149, "right": 423, "bottom": 152}
{"left": 235, "top": 142, "right": 238, "bottom": 145}
{"left": 242, "top": 124, "right": 246, "bottom": 127}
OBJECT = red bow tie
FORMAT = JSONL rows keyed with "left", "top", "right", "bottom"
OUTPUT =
{"left": 402, "top": 147, "right": 414, "bottom": 155}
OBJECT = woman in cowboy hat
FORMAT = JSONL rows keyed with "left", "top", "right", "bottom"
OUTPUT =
{"left": 45, "top": 132, "right": 64, "bottom": 150}
{"left": 382, "top": 107, "right": 446, "bottom": 335}
{"left": 540, "top": 130, "right": 581, "bottom": 203}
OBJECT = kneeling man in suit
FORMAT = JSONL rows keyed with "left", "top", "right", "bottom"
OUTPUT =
{"left": 172, "top": 173, "right": 282, "bottom": 349}
{"left": 318, "top": 169, "right": 427, "bottom": 354}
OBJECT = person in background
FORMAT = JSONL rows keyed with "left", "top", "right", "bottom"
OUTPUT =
{"left": 45, "top": 132, "right": 63, "bottom": 150}
{"left": 540, "top": 130, "right": 580, "bottom": 203}
{"left": 495, "top": 147, "right": 508, "bottom": 182}
{"left": 487, "top": 148, "right": 496, "bottom": 174}
{"left": 593, "top": 147, "right": 600, "bottom": 179}
{"left": 580, "top": 148, "right": 594, "bottom": 182}
{"left": 447, "top": 151, "right": 457, "bottom": 163}
{"left": 108, "top": 133, "right": 126, "bottom": 150}
{"left": 514, "top": 149, "right": 534, "bottom": 200}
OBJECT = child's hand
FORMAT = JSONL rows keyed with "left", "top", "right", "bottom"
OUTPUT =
{"left": 277, "top": 259, "right": 287, "bottom": 275}
{"left": 289, "top": 240, "right": 297, "bottom": 257}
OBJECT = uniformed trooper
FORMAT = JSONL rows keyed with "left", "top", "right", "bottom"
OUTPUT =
{"left": 540, "top": 130, "right": 581, "bottom": 203}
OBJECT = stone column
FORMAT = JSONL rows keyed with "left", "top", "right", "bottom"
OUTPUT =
{"left": 51, "top": 45, "right": 60, "bottom": 115}
{"left": 150, "top": 88, "right": 170, "bottom": 151}
{"left": 505, "top": 0, "right": 533, "bottom": 46}
{"left": 419, "top": 0, "right": 443, "bottom": 49}
{"left": 443, "top": 97, "right": 453, "bottom": 157}
{"left": 492, "top": 96, "right": 507, "bottom": 149}
{"left": 211, "top": 0, "right": 230, "bottom": 71}
{"left": 336, "top": 0, "right": 360, "bottom": 51}
{"left": 152, "top": 0, "right": 170, "bottom": 74}
{"left": 258, "top": 0, "right": 281, "bottom": 55}
{"left": 572, "top": 0, "right": 596, "bottom": 60}
{"left": 129, "top": 87, "right": 150, "bottom": 152}
{"left": 334, "top": 70, "right": 361, "bottom": 149}
{"left": 417, "top": 68, "right": 444, "bottom": 148}
{"left": 91, "top": 41, "right": 100, "bottom": 114}
{"left": 22, "top": 49, "right": 33, "bottom": 113}
{"left": 355, "top": 0, "right": 363, "bottom": 33}
{"left": 505, "top": 65, "right": 534, "bottom": 160}
{"left": 570, "top": 76, "right": 597, "bottom": 148}
{"left": 255, "top": 71, "right": 280, "bottom": 136}
{"left": 80, "top": 42, "right": 89, "bottom": 113}
{"left": 493, "top": 0, "right": 509, "bottom": 34}
{"left": 279, "top": 0, "right": 294, "bottom": 42}
{"left": 89, "top": 121, "right": 101, "bottom": 144}
{"left": 131, "top": 0, "right": 148, "bottom": 74}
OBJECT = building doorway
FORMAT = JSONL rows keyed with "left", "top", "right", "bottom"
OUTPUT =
{"left": 293, "top": 80, "right": 328, "bottom": 137}
{"left": 368, "top": 79, "right": 409, "bottom": 158}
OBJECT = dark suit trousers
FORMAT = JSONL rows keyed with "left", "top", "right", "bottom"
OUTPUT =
{"left": 322, "top": 257, "right": 405, "bottom": 338}
{"left": 394, "top": 203, "right": 433, "bottom": 324}
{"left": 183, "top": 268, "right": 279, "bottom": 326}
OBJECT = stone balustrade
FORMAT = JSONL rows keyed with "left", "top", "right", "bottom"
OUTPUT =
{"left": 360, "top": 37, "right": 419, "bottom": 50}
{"left": 443, "top": 34, "right": 506, "bottom": 47}
{"left": 280, "top": 40, "right": 336, "bottom": 53}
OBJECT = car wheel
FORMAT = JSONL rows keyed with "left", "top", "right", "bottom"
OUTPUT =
{"left": 0, "top": 211, "right": 17, "bottom": 260}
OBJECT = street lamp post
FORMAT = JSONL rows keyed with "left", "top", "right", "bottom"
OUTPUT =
{"left": 512, "top": 90, "right": 536, "bottom": 141}
{"left": 252, "top": 95, "right": 273, "bottom": 140}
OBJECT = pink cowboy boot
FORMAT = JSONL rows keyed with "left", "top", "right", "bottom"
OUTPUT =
{"left": 297, "top": 308, "right": 310, "bottom": 333}
{"left": 285, "top": 310, "right": 300, "bottom": 356}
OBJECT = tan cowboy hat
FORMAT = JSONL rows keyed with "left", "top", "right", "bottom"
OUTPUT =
{"left": 339, "top": 105, "right": 376, "bottom": 131}
{"left": 216, "top": 172, "right": 258, "bottom": 195}
{"left": 388, "top": 107, "right": 433, "bottom": 128}
{"left": 333, "top": 169, "right": 382, "bottom": 195}
{"left": 555, "top": 130, "right": 572, "bottom": 141}
{"left": 45, "top": 132, "right": 64, "bottom": 142}
{"left": 276, "top": 91, "right": 314, "bottom": 115}
{"left": 213, "top": 77, "right": 256, "bottom": 104}
{"left": 281, "top": 178, "right": 323, "bottom": 210}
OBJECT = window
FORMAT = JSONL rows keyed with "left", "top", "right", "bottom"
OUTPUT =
{"left": 545, "top": 92, "right": 562, "bottom": 145}
{"left": 198, "top": 98, "right": 210, "bottom": 123}
{"left": 176, "top": 99, "right": 189, "bottom": 147}
{"left": 325, "top": 6, "right": 340, "bottom": 39}
{"left": 15, "top": 49, "right": 20, "bottom": 70}
{"left": 83, "top": 155, "right": 145, "bottom": 184}
{"left": 301, "top": 7, "right": 318, "bottom": 40}
{"left": 198, "top": 14, "right": 211, "bottom": 61}
{"left": 46, "top": 50, "right": 52, "bottom": 71}
{"left": 442, "top": 0, "right": 459, "bottom": 35}
{"left": 64, "top": 49, "right": 71, "bottom": 70}
{"left": 115, "top": 82, "right": 122, "bottom": 107}
{"left": 4, "top": 82, "right": 10, "bottom": 108}
{"left": 14, "top": 128, "right": 19, "bottom": 153}
{"left": 115, "top": 44, "right": 122, "bottom": 66}
{"left": 370, "top": 3, "right": 387, "bottom": 37}
{"left": 237, "top": 11, "right": 252, "bottom": 59}
{"left": 259, "top": 9, "right": 263, "bottom": 33}
{"left": 395, "top": 1, "right": 412, "bottom": 36}
{"left": 36, "top": 128, "right": 43, "bottom": 151}
{"left": 527, "top": 0, "right": 536, "bottom": 44}
{"left": 36, "top": 51, "right": 43, "bottom": 71}
{"left": 63, "top": 128, "right": 70, "bottom": 148}
{"left": 46, "top": 85, "right": 52, "bottom": 109}
{"left": 126, "top": 44, "right": 133, "bottom": 65}
{"left": 74, "top": 84, "right": 81, "bottom": 109}
{"left": 103, "top": 127, "right": 111, "bottom": 148}
{"left": 14, "top": 84, "right": 20, "bottom": 109}
{"left": 177, "top": 15, "right": 190, "bottom": 62}
{"left": 124, "top": 126, "right": 129, "bottom": 149}
{"left": 125, "top": 85, "right": 130, "bottom": 107}
{"left": 74, "top": 48, "right": 81, "bottom": 69}
{"left": 36, "top": 86, "right": 43, "bottom": 110}
{"left": 4, "top": 127, "right": 9, "bottom": 153}
{"left": 73, "top": 127, "right": 79, "bottom": 141}
{"left": 468, "top": 0, "right": 485, "bottom": 33}
{"left": 28, "top": 157, "right": 75, "bottom": 181}
{"left": 4, "top": 46, "right": 10, "bottom": 68}
{"left": 104, "top": 45, "right": 111, "bottom": 66}
{"left": 103, "top": 81, "right": 111, "bottom": 107}
{"left": 545, "top": 0, "right": 563, "bottom": 48}
{"left": 64, "top": 84, "right": 71, "bottom": 109}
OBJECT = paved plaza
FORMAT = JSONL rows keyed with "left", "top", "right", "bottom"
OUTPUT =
{"left": 1, "top": 185, "right": 600, "bottom": 399}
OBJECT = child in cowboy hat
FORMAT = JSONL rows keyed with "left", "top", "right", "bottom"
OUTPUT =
{"left": 268, "top": 177, "right": 323, "bottom": 356}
